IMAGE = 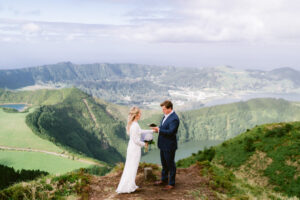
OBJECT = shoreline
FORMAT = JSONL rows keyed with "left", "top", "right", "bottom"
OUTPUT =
{"left": 0, "top": 103, "right": 33, "bottom": 112}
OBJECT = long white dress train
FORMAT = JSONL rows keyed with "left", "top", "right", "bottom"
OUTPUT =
{"left": 116, "top": 121, "right": 153, "bottom": 194}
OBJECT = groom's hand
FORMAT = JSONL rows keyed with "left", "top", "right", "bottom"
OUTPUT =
{"left": 152, "top": 127, "right": 159, "bottom": 133}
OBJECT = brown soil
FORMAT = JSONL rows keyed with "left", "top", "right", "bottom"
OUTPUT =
{"left": 235, "top": 150, "right": 272, "bottom": 187}
{"left": 88, "top": 164, "right": 219, "bottom": 200}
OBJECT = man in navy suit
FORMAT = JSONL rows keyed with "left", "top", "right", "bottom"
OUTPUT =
{"left": 152, "top": 100, "right": 180, "bottom": 190}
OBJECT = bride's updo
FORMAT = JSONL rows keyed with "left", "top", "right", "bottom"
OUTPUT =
{"left": 126, "top": 106, "right": 141, "bottom": 135}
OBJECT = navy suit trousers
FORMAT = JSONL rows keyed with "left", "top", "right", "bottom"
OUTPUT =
{"left": 160, "top": 149, "right": 176, "bottom": 186}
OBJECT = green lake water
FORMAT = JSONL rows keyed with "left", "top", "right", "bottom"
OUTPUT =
{"left": 141, "top": 140, "right": 223, "bottom": 164}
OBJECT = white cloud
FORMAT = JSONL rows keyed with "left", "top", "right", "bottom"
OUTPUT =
{"left": 1, "top": 37, "right": 12, "bottom": 42}
{"left": 120, "top": 0, "right": 300, "bottom": 44}
{"left": 22, "top": 22, "right": 40, "bottom": 33}
{"left": 1, "top": 0, "right": 300, "bottom": 45}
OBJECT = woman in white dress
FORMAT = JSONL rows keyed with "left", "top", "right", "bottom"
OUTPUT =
{"left": 116, "top": 106, "right": 153, "bottom": 194}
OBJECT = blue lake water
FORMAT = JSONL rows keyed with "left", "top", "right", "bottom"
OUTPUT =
{"left": 141, "top": 140, "right": 223, "bottom": 164}
{"left": 0, "top": 104, "right": 26, "bottom": 111}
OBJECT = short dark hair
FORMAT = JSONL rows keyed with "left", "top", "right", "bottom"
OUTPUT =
{"left": 160, "top": 100, "right": 173, "bottom": 109}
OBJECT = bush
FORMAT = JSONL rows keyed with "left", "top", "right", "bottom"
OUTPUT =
{"left": 244, "top": 137, "right": 255, "bottom": 152}
{"left": 1, "top": 107, "right": 19, "bottom": 113}
{"left": 222, "top": 142, "right": 228, "bottom": 147}
{"left": 0, "top": 170, "right": 91, "bottom": 200}
{"left": 79, "top": 166, "right": 111, "bottom": 176}
{"left": 265, "top": 126, "right": 286, "bottom": 138}
{"left": 285, "top": 124, "right": 293, "bottom": 132}
{"left": 0, "top": 164, "right": 48, "bottom": 190}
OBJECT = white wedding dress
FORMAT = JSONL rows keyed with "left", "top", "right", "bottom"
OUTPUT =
{"left": 116, "top": 121, "right": 153, "bottom": 194}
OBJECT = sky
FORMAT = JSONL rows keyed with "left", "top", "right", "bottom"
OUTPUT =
{"left": 0, "top": 0, "right": 300, "bottom": 70}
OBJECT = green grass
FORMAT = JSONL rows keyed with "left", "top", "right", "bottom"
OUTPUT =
{"left": 0, "top": 151, "right": 92, "bottom": 174}
{"left": 24, "top": 88, "right": 125, "bottom": 164}
{"left": 216, "top": 122, "right": 300, "bottom": 198}
{"left": 0, "top": 88, "right": 74, "bottom": 106}
{"left": 180, "top": 121, "right": 300, "bottom": 198}
{"left": 0, "top": 169, "right": 91, "bottom": 200}
{"left": 0, "top": 106, "right": 107, "bottom": 175}
{"left": 186, "top": 161, "right": 287, "bottom": 199}
{"left": 0, "top": 108, "right": 63, "bottom": 153}
{"left": 0, "top": 88, "right": 123, "bottom": 168}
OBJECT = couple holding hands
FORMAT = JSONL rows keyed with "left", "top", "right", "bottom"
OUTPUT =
{"left": 116, "top": 100, "right": 180, "bottom": 193}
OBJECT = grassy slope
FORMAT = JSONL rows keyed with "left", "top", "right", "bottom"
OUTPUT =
{"left": 0, "top": 151, "right": 91, "bottom": 174}
{"left": 0, "top": 108, "right": 62, "bottom": 152}
{"left": 177, "top": 121, "right": 300, "bottom": 198}
{"left": 0, "top": 88, "right": 129, "bottom": 164}
{"left": 179, "top": 98, "right": 300, "bottom": 141}
{"left": 24, "top": 88, "right": 125, "bottom": 164}
{"left": 0, "top": 88, "right": 74, "bottom": 105}
{"left": 2, "top": 122, "right": 298, "bottom": 200}
{"left": 0, "top": 89, "right": 110, "bottom": 174}
{"left": 0, "top": 107, "right": 103, "bottom": 174}
{"left": 215, "top": 121, "right": 300, "bottom": 198}
{"left": 0, "top": 169, "right": 92, "bottom": 200}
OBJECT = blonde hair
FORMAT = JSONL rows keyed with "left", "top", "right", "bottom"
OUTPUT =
{"left": 126, "top": 106, "right": 141, "bottom": 135}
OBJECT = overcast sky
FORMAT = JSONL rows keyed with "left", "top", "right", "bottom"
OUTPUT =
{"left": 0, "top": 0, "right": 300, "bottom": 70}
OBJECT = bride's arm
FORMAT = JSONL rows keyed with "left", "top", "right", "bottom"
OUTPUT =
{"left": 131, "top": 124, "right": 146, "bottom": 147}
{"left": 141, "top": 129, "right": 154, "bottom": 134}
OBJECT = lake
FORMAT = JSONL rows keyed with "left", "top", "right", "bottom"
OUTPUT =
{"left": 141, "top": 140, "right": 223, "bottom": 164}
{"left": 0, "top": 104, "right": 27, "bottom": 111}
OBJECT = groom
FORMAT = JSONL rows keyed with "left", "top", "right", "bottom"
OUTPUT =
{"left": 152, "top": 100, "right": 180, "bottom": 190}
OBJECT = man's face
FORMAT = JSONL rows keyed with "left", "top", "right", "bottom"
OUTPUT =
{"left": 162, "top": 106, "right": 172, "bottom": 115}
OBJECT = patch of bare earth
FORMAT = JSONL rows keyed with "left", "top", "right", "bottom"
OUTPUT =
{"left": 265, "top": 123, "right": 285, "bottom": 130}
{"left": 235, "top": 150, "right": 272, "bottom": 187}
{"left": 88, "top": 164, "right": 219, "bottom": 200}
{"left": 286, "top": 156, "right": 300, "bottom": 180}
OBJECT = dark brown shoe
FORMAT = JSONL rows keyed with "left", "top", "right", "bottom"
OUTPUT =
{"left": 162, "top": 185, "right": 174, "bottom": 190}
{"left": 153, "top": 180, "right": 168, "bottom": 186}
{"left": 135, "top": 187, "right": 142, "bottom": 192}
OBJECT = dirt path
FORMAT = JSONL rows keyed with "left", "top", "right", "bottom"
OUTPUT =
{"left": 0, "top": 145, "right": 103, "bottom": 166}
{"left": 83, "top": 99, "right": 99, "bottom": 128}
{"left": 88, "top": 164, "right": 219, "bottom": 200}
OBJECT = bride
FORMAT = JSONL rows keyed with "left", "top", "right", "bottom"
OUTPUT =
{"left": 116, "top": 106, "right": 154, "bottom": 194}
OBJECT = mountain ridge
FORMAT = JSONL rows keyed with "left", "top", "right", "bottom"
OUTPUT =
{"left": 1, "top": 62, "right": 300, "bottom": 109}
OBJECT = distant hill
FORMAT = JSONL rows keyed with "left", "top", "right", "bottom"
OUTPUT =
{"left": 1, "top": 62, "right": 300, "bottom": 109}
{"left": 177, "top": 121, "right": 300, "bottom": 198}
{"left": 24, "top": 88, "right": 126, "bottom": 164}
{"left": 140, "top": 98, "right": 300, "bottom": 144}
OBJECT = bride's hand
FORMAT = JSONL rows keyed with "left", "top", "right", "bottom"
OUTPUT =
{"left": 152, "top": 127, "right": 159, "bottom": 133}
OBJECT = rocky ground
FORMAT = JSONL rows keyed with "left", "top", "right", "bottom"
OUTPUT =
{"left": 87, "top": 163, "right": 219, "bottom": 200}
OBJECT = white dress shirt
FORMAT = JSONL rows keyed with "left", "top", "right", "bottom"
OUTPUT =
{"left": 162, "top": 110, "right": 174, "bottom": 125}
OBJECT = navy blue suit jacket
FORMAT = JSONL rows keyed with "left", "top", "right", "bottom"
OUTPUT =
{"left": 157, "top": 112, "right": 180, "bottom": 151}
